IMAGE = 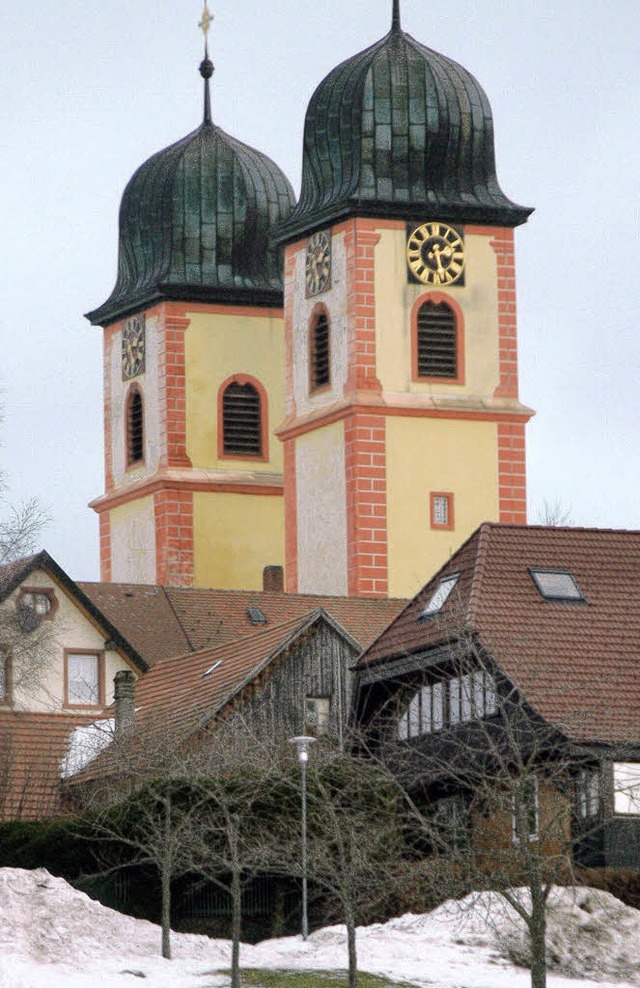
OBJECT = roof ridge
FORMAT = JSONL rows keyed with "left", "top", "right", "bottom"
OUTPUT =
{"left": 162, "top": 585, "right": 195, "bottom": 653}
{"left": 466, "top": 522, "right": 492, "bottom": 628}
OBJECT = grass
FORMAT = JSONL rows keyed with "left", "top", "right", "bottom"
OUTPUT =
{"left": 232, "top": 970, "right": 420, "bottom": 988}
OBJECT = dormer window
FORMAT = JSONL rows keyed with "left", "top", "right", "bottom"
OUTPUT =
{"left": 530, "top": 569, "right": 584, "bottom": 602}
{"left": 419, "top": 574, "right": 459, "bottom": 619}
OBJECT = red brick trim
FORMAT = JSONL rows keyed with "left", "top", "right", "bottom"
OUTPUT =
{"left": 150, "top": 301, "right": 284, "bottom": 320}
{"left": 154, "top": 489, "right": 194, "bottom": 586}
{"left": 411, "top": 291, "right": 466, "bottom": 385}
{"left": 344, "top": 410, "right": 388, "bottom": 597}
{"left": 217, "top": 373, "right": 269, "bottom": 462}
{"left": 283, "top": 245, "right": 298, "bottom": 420}
{"left": 333, "top": 217, "right": 405, "bottom": 236}
{"left": 158, "top": 311, "right": 192, "bottom": 469}
{"left": 490, "top": 228, "right": 519, "bottom": 399}
{"left": 430, "top": 491, "right": 455, "bottom": 530}
{"left": 90, "top": 475, "right": 283, "bottom": 513}
{"left": 99, "top": 511, "right": 112, "bottom": 581}
{"left": 278, "top": 400, "right": 533, "bottom": 442}
{"left": 283, "top": 439, "right": 298, "bottom": 592}
{"left": 498, "top": 421, "right": 527, "bottom": 524}
{"left": 344, "top": 221, "right": 383, "bottom": 395}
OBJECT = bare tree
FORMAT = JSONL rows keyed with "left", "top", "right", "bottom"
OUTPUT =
{"left": 536, "top": 497, "right": 572, "bottom": 527}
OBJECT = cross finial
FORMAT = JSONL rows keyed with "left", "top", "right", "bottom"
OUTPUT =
{"left": 392, "top": 0, "right": 401, "bottom": 31}
{"left": 198, "top": 2, "right": 214, "bottom": 124}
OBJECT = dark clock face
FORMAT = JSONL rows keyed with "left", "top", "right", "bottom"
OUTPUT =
{"left": 407, "top": 222, "right": 465, "bottom": 286}
{"left": 305, "top": 231, "right": 332, "bottom": 297}
{"left": 122, "top": 316, "right": 146, "bottom": 380}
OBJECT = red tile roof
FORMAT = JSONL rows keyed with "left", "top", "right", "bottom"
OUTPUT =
{"left": 79, "top": 583, "right": 405, "bottom": 666}
{"left": 0, "top": 710, "right": 94, "bottom": 821}
{"left": 359, "top": 524, "right": 640, "bottom": 745}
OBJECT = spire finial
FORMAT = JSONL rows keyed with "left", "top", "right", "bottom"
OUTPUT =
{"left": 198, "top": 1, "right": 214, "bottom": 124}
{"left": 392, "top": 0, "right": 401, "bottom": 31}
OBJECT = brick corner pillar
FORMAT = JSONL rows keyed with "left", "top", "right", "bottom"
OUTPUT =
{"left": 345, "top": 410, "right": 389, "bottom": 597}
{"left": 498, "top": 421, "right": 527, "bottom": 524}
{"left": 159, "top": 308, "right": 193, "bottom": 469}
{"left": 154, "top": 489, "right": 195, "bottom": 586}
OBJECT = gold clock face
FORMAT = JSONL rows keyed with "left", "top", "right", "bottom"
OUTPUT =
{"left": 305, "top": 231, "right": 332, "bottom": 297}
{"left": 407, "top": 222, "right": 465, "bottom": 286}
{"left": 122, "top": 316, "right": 146, "bottom": 380}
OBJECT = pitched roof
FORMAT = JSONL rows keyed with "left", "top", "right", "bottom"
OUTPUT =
{"left": 358, "top": 523, "right": 640, "bottom": 745}
{"left": 79, "top": 582, "right": 405, "bottom": 666}
{"left": 0, "top": 552, "right": 147, "bottom": 673}
{"left": 0, "top": 710, "right": 92, "bottom": 820}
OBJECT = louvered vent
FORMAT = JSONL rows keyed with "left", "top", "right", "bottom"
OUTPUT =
{"left": 223, "top": 382, "right": 262, "bottom": 456}
{"left": 417, "top": 301, "right": 457, "bottom": 378}
{"left": 310, "top": 312, "right": 330, "bottom": 390}
{"left": 127, "top": 388, "right": 144, "bottom": 464}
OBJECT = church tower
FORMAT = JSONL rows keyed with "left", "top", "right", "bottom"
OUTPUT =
{"left": 87, "top": 9, "right": 295, "bottom": 589}
{"left": 276, "top": 1, "right": 534, "bottom": 599}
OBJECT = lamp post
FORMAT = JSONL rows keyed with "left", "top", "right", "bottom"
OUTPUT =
{"left": 289, "top": 734, "right": 317, "bottom": 940}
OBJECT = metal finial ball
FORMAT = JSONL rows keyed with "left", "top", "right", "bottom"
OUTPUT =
{"left": 199, "top": 57, "right": 214, "bottom": 80}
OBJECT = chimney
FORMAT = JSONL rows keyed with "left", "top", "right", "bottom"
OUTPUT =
{"left": 263, "top": 565, "right": 284, "bottom": 593}
{"left": 114, "top": 669, "right": 136, "bottom": 738}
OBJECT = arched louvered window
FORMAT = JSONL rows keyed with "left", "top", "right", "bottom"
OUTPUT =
{"left": 222, "top": 380, "right": 263, "bottom": 457}
{"left": 415, "top": 299, "right": 459, "bottom": 380}
{"left": 309, "top": 310, "right": 330, "bottom": 391}
{"left": 126, "top": 386, "right": 144, "bottom": 466}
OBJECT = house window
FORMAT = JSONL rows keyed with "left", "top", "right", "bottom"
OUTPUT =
{"left": 309, "top": 310, "right": 330, "bottom": 392}
{"left": 397, "top": 670, "right": 497, "bottom": 740}
{"left": 512, "top": 775, "right": 539, "bottom": 843}
{"left": 430, "top": 492, "right": 454, "bottom": 530}
{"left": 416, "top": 300, "right": 458, "bottom": 379}
{"left": 126, "top": 386, "right": 144, "bottom": 466}
{"left": 529, "top": 569, "right": 584, "bottom": 602}
{"left": 305, "top": 697, "right": 331, "bottom": 735}
{"left": 613, "top": 763, "right": 640, "bottom": 816}
{"left": 434, "top": 795, "right": 468, "bottom": 852}
{"left": 221, "top": 379, "right": 263, "bottom": 458}
{"left": 419, "top": 573, "right": 460, "bottom": 618}
{"left": 16, "top": 587, "right": 57, "bottom": 629}
{"left": 66, "top": 651, "right": 103, "bottom": 707}
{"left": 576, "top": 767, "right": 600, "bottom": 819}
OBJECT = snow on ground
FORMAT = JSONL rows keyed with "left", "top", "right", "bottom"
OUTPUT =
{"left": 0, "top": 868, "right": 639, "bottom": 987}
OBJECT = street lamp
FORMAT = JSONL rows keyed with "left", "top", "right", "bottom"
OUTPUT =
{"left": 289, "top": 734, "right": 317, "bottom": 940}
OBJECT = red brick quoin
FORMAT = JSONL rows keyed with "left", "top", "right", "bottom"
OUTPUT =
{"left": 498, "top": 421, "right": 527, "bottom": 524}
{"left": 154, "top": 489, "right": 194, "bottom": 586}
{"left": 490, "top": 228, "right": 519, "bottom": 400}
{"left": 345, "top": 410, "right": 388, "bottom": 597}
{"left": 158, "top": 308, "right": 192, "bottom": 469}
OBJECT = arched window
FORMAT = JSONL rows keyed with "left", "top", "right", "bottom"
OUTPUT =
{"left": 126, "top": 386, "right": 144, "bottom": 466}
{"left": 415, "top": 299, "right": 460, "bottom": 380}
{"left": 221, "top": 380, "right": 263, "bottom": 457}
{"left": 309, "top": 310, "right": 330, "bottom": 392}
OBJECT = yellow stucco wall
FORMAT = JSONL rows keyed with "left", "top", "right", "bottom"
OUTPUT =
{"left": 185, "top": 310, "right": 285, "bottom": 473}
{"left": 375, "top": 228, "right": 500, "bottom": 398}
{"left": 193, "top": 491, "right": 284, "bottom": 590}
{"left": 386, "top": 416, "right": 499, "bottom": 598}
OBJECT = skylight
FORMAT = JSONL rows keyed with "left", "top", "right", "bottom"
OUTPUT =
{"left": 530, "top": 569, "right": 585, "bottom": 602}
{"left": 203, "top": 660, "right": 223, "bottom": 677}
{"left": 419, "top": 574, "right": 460, "bottom": 619}
{"left": 247, "top": 606, "right": 268, "bottom": 625}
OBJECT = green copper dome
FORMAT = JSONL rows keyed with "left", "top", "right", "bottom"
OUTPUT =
{"left": 88, "top": 87, "right": 295, "bottom": 326}
{"left": 277, "top": 10, "right": 531, "bottom": 242}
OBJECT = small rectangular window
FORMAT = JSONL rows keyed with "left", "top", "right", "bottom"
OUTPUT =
{"left": 530, "top": 569, "right": 584, "bottom": 602}
{"left": 66, "top": 652, "right": 101, "bottom": 707}
{"left": 613, "top": 763, "right": 640, "bottom": 816}
{"left": 420, "top": 685, "right": 433, "bottom": 734}
{"left": 448, "top": 677, "right": 461, "bottom": 725}
{"left": 420, "top": 574, "right": 460, "bottom": 618}
{"left": 305, "top": 697, "right": 331, "bottom": 734}
{"left": 460, "top": 673, "right": 474, "bottom": 722}
{"left": 430, "top": 492, "right": 454, "bottom": 530}
{"left": 408, "top": 693, "right": 420, "bottom": 737}
{"left": 577, "top": 767, "right": 600, "bottom": 818}
{"left": 432, "top": 682, "right": 445, "bottom": 731}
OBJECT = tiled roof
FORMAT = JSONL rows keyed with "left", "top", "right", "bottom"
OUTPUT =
{"left": 358, "top": 524, "right": 640, "bottom": 745}
{"left": 79, "top": 582, "right": 405, "bottom": 666}
{"left": 0, "top": 710, "right": 93, "bottom": 821}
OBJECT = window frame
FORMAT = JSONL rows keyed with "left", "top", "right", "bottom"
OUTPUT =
{"left": 308, "top": 305, "right": 331, "bottom": 394}
{"left": 217, "top": 374, "right": 269, "bottom": 462}
{"left": 411, "top": 292, "right": 465, "bottom": 385}
{"left": 16, "top": 586, "right": 58, "bottom": 623}
{"left": 430, "top": 491, "right": 454, "bottom": 531}
{"left": 64, "top": 649, "right": 105, "bottom": 709}
{"left": 125, "top": 383, "right": 145, "bottom": 469}
{"left": 397, "top": 667, "right": 498, "bottom": 741}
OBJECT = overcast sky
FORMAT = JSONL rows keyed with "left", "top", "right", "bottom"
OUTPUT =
{"left": 1, "top": 1, "right": 638, "bottom": 581}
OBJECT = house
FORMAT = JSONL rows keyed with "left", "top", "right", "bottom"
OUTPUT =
{"left": 0, "top": 552, "right": 404, "bottom": 820}
{"left": 354, "top": 523, "right": 640, "bottom": 871}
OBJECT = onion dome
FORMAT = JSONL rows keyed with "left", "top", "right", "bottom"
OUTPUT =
{"left": 277, "top": 2, "right": 531, "bottom": 243}
{"left": 87, "top": 45, "right": 295, "bottom": 326}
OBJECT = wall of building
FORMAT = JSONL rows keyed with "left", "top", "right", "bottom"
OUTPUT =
{"left": 193, "top": 491, "right": 283, "bottom": 590}
{"left": 109, "top": 496, "right": 157, "bottom": 584}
